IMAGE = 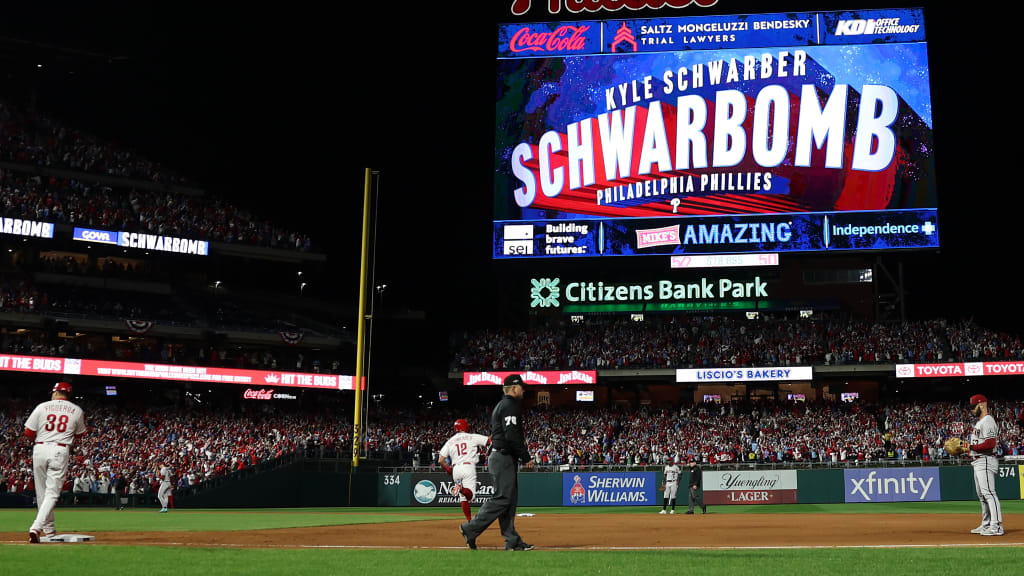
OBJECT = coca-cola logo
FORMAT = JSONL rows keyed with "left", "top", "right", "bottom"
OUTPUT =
{"left": 244, "top": 388, "right": 274, "bottom": 400}
{"left": 509, "top": 25, "right": 590, "bottom": 53}
{"left": 511, "top": 0, "right": 718, "bottom": 16}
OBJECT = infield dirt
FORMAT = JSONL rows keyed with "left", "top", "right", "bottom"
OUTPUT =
{"left": 3, "top": 512, "right": 1018, "bottom": 549}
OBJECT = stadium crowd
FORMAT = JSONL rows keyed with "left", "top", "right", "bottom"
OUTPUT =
{"left": 1, "top": 100, "right": 188, "bottom": 184}
{"left": 3, "top": 398, "right": 1023, "bottom": 501}
{"left": 351, "top": 399, "right": 1024, "bottom": 468}
{"left": 0, "top": 400, "right": 352, "bottom": 499}
{"left": 452, "top": 316, "right": 1024, "bottom": 371}
{"left": 0, "top": 167, "right": 313, "bottom": 250}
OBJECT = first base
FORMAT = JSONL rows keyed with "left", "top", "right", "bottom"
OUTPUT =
{"left": 43, "top": 534, "right": 95, "bottom": 543}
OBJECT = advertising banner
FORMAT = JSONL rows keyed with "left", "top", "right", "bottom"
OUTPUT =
{"left": 73, "top": 227, "right": 209, "bottom": 256}
{"left": 844, "top": 468, "right": 940, "bottom": 503}
{"left": 495, "top": 8, "right": 937, "bottom": 259}
{"left": 703, "top": 470, "right": 798, "bottom": 505}
{"left": 563, "top": 472, "right": 657, "bottom": 506}
{"left": 463, "top": 370, "right": 597, "bottom": 386}
{"left": 0, "top": 354, "right": 362, "bottom": 391}
{"left": 0, "top": 218, "right": 55, "bottom": 239}
{"left": 896, "top": 362, "right": 1024, "bottom": 378}
{"left": 411, "top": 472, "right": 495, "bottom": 507}
{"left": 677, "top": 366, "right": 812, "bottom": 383}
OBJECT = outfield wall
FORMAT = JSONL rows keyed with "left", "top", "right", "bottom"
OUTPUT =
{"left": 375, "top": 466, "right": 1024, "bottom": 508}
{"left": 6, "top": 464, "right": 1021, "bottom": 509}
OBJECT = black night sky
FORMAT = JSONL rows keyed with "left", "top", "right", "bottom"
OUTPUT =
{"left": 0, "top": 1, "right": 1018, "bottom": 358}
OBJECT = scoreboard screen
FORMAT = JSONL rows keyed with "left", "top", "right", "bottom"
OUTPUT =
{"left": 494, "top": 8, "right": 937, "bottom": 259}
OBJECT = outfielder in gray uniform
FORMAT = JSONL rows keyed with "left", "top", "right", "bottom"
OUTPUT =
{"left": 660, "top": 459, "right": 681, "bottom": 514}
{"left": 157, "top": 462, "right": 173, "bottom": 513}
{"left": 967, "top": 394, "right": 1002, "bottom": 536}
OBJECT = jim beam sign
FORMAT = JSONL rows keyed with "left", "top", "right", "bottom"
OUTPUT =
{"left": 703, "top": 470, "right": 798, "bottom": 505}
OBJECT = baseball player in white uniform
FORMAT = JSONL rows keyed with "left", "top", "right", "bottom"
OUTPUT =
{"left": 157, "top": 461, "right": 173, "bottom": 512}
{"left": 439, "top": 419, "right": 490, "bottom": 522}
{"left": 967, "top": 394, "right": 1002, "bottom": 536}
{"left": 24, "top": 382, "right": 86, "bottom": 543}
{"left": 660, "top": 459, "right": 681, "bottom": 514}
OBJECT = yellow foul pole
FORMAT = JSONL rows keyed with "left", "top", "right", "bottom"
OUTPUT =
{"left": 352, "top": 168, "right": 372, "bottom": 470}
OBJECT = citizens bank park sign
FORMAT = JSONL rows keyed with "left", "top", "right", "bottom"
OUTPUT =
{"left": 0, "top": 354, "right": 363, "bottom": 391}
{"left": 895, "top": 361, "right": 1024, "bottom": 379}
{"left": 462, "top": 370, "right": 597, "bottom": 386}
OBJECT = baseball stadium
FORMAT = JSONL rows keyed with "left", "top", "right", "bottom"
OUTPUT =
{"left": 3, "top": 1, "right": 1024, "bottom": 574}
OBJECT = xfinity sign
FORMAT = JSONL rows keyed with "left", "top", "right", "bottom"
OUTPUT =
{"left": 844, "top": 469, "right": 939, "bottom": 502}
{"left": 529, "top": 277, "right": 768, "bottom": 308}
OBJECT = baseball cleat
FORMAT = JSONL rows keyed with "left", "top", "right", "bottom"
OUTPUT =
{"left": 970, "top": 524, "right": 988, "bottom": 534}
{"left": 659, "top": 509, "right": 667, "bottom": 514}
{"left": 29, "top": 530, "right": 40, "bottom": 544}
{"left": 459, "top": 524, "right": 477, "bottom": 550}
{"left": 702, "top": 506, "right": 707, "bottom": 514}
{"left": 685, "top": 510, "right": 694, "bottom": 514}
{"left": 670, "top": 510, "right": 676, "bottom": 514}
{"left": 159, "top": 508, "right": 168, "bottom": 513}
{"left": 982, "top": 525, "right": 1004, "bottom": 536}
{"left": 506, "top": 542, "right": 535, "bottom": 551}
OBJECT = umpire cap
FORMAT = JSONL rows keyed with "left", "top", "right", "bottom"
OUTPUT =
{"left": 503, "top": 374, "right": 525, "bottom": 387}
{"left": 52, "top": 381, "right": 72, "bottom": 394}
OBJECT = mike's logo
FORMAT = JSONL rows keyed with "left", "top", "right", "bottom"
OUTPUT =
{"left": 510, "top": 0, "right": 719, "bottom": 16}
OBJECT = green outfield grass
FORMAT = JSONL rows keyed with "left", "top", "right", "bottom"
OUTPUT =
{"left": 2, "top": 502, "right": 1022, "bottom": 575}
{"left": 2, "top": 547, "right": 1024, "bottom": 576}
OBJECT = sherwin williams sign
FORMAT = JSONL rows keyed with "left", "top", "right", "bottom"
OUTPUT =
{"left": 563, "top": 472, "right": 656, "bottom": 506}
{"left": 844, "top": 468, "right": 940, "bottom": 502}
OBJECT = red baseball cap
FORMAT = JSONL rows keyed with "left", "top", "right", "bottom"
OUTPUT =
{"left": 52, "top": 382, "right": 72, "bottom": 394}
{"left": 969, "top": 394, "right": 987, "bottom": 406}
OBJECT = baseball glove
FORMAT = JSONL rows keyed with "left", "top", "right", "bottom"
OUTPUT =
{"left": 944, "top": 437, "right": 966, "bottom": 456}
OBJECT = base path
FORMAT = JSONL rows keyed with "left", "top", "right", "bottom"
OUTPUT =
{"left": 2, "top": 513, "right": 1019, "bottom": 549}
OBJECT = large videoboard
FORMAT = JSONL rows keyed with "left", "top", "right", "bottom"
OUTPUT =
{"left": 494, "top": 8, "right": 937, "bottom": 259}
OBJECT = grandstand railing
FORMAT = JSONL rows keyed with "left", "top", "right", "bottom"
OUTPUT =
{"left": 376, "top": 456, "right": 989, "bottom": 473}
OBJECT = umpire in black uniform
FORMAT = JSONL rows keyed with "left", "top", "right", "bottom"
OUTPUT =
{"left": 686, "top": 459, "right": 706, "bottom": 514}
{"left": 459, "top": 374, "right": 535, "bottom": 550}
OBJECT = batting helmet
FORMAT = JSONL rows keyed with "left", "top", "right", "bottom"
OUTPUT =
{"left": 52, "top": 381, "right": 72, "bottom": 394}
{"left": 454, "top": 419, "right": 469, "bottom": 433}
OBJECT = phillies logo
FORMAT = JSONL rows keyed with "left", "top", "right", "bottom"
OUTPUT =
{"left": 511, "top": 0, "right": 718, "bottom": 16}
{"left": 509, "top": 25, "right": 589, "bottom": 53}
